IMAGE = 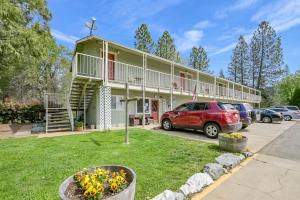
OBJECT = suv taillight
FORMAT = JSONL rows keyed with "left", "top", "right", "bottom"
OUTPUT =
{"left": 224, "top": 113, "right": 233, "bottom": 123}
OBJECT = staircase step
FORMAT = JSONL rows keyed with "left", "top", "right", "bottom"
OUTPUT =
{"left": 47, "top": 127, "right": 71, "bottom": 132}
{"left": 48, "top": 120, "right": 70, "bottom": 124}
{"left": 48, "top": 124, "right": 71, "bottom": 128}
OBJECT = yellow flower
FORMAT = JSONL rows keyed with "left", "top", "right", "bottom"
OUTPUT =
{"left": 110, "top": 181, "right": 118, "bottom": 192}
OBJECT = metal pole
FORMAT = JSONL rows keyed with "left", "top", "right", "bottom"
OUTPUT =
{"left": 170, "top": 62, "right": 174, "bottom": 110}
{"left": 84, "top": 89, "right": 86, "bottom": 130}
{"left": 214, "top": 77, "right": 217, "bottom": 100}
{"left": 142, "top": 54, "right": 145, "bottom": 127}
{"left": 125, "top": 83, "right": 129, "bottom": 144}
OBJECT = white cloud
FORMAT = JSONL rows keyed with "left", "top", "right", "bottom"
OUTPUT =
{"left": 215, "top": 0, "right": 259, "bottom": 19}
{"left": 51, "top": 29, "right": 79, "bottom": 44}
{"left": 252, "top": 0, "right": 300, "bottom": 32}
{"left": 98, "top": 0, "right": 184, "bottom": 27}
{"left": 194, "top": 20, "right": 214, "bottom": 29}
{"left": 176, "top": 30, "right": 204, "bottom": 51}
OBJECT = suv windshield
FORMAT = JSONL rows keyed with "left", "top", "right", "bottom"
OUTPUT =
{"left": 218, "top": 102, "right": 235, "bottom": 110}
{"left": 244, "top": 103, "right": 253, "bottom": 110}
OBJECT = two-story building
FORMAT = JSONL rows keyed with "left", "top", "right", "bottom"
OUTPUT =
{"left": 44, "top": 35, "right": 261, "bottom": 132}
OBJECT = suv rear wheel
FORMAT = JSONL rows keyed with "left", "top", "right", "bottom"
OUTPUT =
{"left": 204, "top": 123, "right": 220, "bottom": 139}
{"left": 262, "top": 116, "right": 272, "bottom": 123}
{"left": 162, "top": 119, "right": 172, "bottom": 131}
{"left": 284, "top": 115, "right": 292, "bottom": 121}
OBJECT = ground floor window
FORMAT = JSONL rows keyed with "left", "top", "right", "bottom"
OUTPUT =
{"left": 137, "top": 98, "right": 150, "bottom": 114}
{"left": 111, "top": 95, "right": 124, "bottom": 110}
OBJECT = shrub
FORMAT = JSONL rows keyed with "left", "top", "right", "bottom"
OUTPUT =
{"left": 75, "top": 121, "right": 83, "bottom": 128}
{"left": 0, "top": 101, "right": 44, "bottom": 124}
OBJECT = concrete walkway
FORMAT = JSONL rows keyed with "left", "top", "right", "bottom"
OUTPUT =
{"left": 195, "top": 121, "right": 300, "bottom": 200}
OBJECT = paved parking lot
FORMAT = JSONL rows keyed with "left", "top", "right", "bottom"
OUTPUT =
{"left": 153, "top": 120, "right": 298, "bottom": 153}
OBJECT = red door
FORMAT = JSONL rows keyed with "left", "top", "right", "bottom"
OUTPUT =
{"left": 151, "top": 100, "right": 159, "bottom": 122}
{"left": 180, "top": 72, "right": 185, "bottom": 90}
{"left": 172, "top": 103, "right": 193, "bottom": 128}
{"left": 108, "top": 53, "right": 115, "bottom": 80}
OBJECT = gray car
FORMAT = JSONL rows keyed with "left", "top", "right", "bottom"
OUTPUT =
{"left": 269, "top": 108, "right": 300, "bottom": 121}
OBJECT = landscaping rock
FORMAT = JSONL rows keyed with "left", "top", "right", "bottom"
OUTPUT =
{"left": 179, "top": 173, "right": 213, "bottom": 196}
{"left": 31, "top": 126, "right": 45, "bottom": 133}
{"left": 203, "top": 163, "right": 224, "bottom": 180}
{"left": 215, "top": 153, "right": 244, "bottom": 169}
{"left": 152, "top": 190, "right": 184, "bottom": 200}
{"left": 243, "top": 151, "right": 254, "bottom": 157}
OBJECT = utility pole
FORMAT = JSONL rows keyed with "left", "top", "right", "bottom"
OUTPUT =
{"left": 120, "top": 83, "right": 137, "bottom": 144}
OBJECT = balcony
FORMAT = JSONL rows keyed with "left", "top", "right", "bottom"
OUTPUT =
{"left": 72, "top": 53, "right": 261, "bottom": 102}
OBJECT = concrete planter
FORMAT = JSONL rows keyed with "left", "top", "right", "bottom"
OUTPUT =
{"left": 59, "top": 165, "right": 136, "bottom": 200}
{"left": 218, "top": 134, "right": 248, "bottom": 153}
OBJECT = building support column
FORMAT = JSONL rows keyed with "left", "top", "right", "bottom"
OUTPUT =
{"left": 170, "top": 62, "right": 174, "bottom": 110}
{"left": 233, "top": 83, "right": 235, "bottom": 101}
{"left": 84, "top": 89, "right": 86, "bottom": 130}
{"left": 196, "top": 71, "right": 199, "bottom": 100}
{"left": 142, "top": 54, "right": 146, "bottom": 127}
{"left": 104, "top": 41, "right": 108, "bottom": 86}
{"left": 241, "top": 86, "right": 244, "bottom": 101}
{"left": 227, "top": 81, "right": 230, "bottom": 100}
{"left": 214, "top": 77, "right": 217, "bottom": 100}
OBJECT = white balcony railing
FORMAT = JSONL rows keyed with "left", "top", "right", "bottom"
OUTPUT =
{"left": 72, "top": 53, "right": 261, "bottom": 102}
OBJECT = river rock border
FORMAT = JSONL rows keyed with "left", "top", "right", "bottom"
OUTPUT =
{"left": 151, "top": 152, "right": 253, "bottom": 200}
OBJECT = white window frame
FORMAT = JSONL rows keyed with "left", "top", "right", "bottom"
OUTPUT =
{"left": 111, "top": 95, "right": 124, "bottom": 111}
{"left": 136, "top": 98, "right": 151, "bottom": 114}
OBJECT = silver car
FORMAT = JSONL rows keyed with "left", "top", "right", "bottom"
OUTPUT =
{"left": 269, "top": 108, "right": 300, "bottom": 121}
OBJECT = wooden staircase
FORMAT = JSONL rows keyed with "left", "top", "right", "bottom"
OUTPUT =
{"left": 46, "top": 109, "right": 72, "bottom": 132}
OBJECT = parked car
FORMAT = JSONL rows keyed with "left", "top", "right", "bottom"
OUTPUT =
{"left": 268, "top": 108, "right": 300, "bottom": 121}
{"left": 232, "top": 103, "right": 256, "bottom": 129}
{"left": 160, "top": 101, "right": 242, "bottom": 139}
{"left": 274, "top": 106, "right": 300, "bottom": 119}
{"left": 255, "top": 109, "right": 283, "bottom": 123}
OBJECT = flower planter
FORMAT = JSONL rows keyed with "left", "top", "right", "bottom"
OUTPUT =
{"left": 218, "top": 134, "right": 248, "bottom": 153}
{"left": 75, "top": 127, "right": 83, "bottom": 131}
{"left": 59, "top": 165, "right": 136, "bottom": 200}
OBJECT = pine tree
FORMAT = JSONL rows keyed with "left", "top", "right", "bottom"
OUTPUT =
{"left": 155, "top": 31, "right": 177, "bottom": 61}
{"left": 189, "top": 46, "right": 211, "bottom": 73}
{"left": 228, "top": 36, "right": 250, "bottom": 85}
{"left": 250, "top": 21, "right": 284, "bottom": 89}
{"left": 219, "top": 69, "right": 225, "bottom": 78}
{"left": 134, "top": 24, "right": 154, "bottom": 53}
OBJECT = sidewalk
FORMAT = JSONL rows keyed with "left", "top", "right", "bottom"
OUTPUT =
{"left": 193, "top": 121, "right": 300, "bottom": 200}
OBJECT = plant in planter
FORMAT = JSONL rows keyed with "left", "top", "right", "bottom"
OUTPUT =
{"left": 75, "top": 121, "right": 83, "bottom": 131}
{"left": 59, "top": 165, "right": 136, "bottom": 200}
{"left": 218, "top": 133, "right": 248, "bottom": 153}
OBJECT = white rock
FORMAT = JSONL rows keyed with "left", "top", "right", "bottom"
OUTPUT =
{"left": 179, "top": 173, "right": 213, "bottom": 196}
{"left": 151, "top": 190, "right": 184, "bottom": 200}
{"left": 215, "top": 153, "right": 244, "bottom": 169}
{"left": 203, "top": 163, "right": 224, "bottom": 180}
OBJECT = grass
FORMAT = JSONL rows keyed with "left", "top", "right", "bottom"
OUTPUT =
{"left": 0, "top": 129, "right": 223, "bottom": 200}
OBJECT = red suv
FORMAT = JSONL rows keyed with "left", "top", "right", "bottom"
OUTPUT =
{"left": 161, "top": 101, "right": 242, "bottom": 138}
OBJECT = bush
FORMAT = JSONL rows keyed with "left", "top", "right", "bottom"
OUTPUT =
{"left": 0, "top": 102, "right": 45, "bottom": 124}
{"left": 75, "top": 121, "right": 83, "bottom": 128}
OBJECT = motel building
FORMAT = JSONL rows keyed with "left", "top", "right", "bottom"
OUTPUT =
{"left": 44, "top": 35, "right": 261, "bottom": 132}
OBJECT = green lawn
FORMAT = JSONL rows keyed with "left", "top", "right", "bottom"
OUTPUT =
{"left": 0, "top": 129, "right": 223, "bottom": 200}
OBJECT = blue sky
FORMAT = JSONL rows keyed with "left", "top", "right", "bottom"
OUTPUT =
{"left": 49, "top": 0, "right": 300, "bottom": 75}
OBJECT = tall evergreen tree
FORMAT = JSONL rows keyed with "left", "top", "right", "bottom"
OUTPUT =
{"left": 250, "top": 21, "right": 284, "bottom": 89}
{"left": 134, "top": 24, "right": 154, "bottom": 53}
{"left": 155, "top": 31, "right": 178, "bottom": 61}
{"left": 219, "top": 69, "right": 225, "bottom": 78}
{"left": 189, "top": 46, "right": 211, "bottom": 73}
{"left": 228, "top": 36, "right": 250, "bottom": 85}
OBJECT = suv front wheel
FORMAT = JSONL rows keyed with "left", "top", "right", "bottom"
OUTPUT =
{"left": 204, "top": 123, "right": 220, "bottom": 139}
{"left": 162, "top": 119, "right": 172, "bottom": 131}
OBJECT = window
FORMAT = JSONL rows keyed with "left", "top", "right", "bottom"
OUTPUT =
{"left": 287, "top": 106, "right": 299, "bottom": 111}
{"left": 232, "top": 104, "right": 242, "bottom": 111}
{"left": 137, "top": 98, "right": 150, "bottom": 113}
{"left": 193, "top": 103, "right": 208, "bottom": 111}
{"left": 218, "top": 102, "right": 235, "bottom": 110}
{"left": 175, "top": 103, "right": 193, "bottom": 112}
{"left": 111, "top": 95, "right": 124, "bottom": 110}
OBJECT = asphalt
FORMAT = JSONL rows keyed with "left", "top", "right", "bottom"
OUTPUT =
{"left": 197, "top": 121, "right": 300, "bottom": 200}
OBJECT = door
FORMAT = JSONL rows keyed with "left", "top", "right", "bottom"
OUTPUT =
{"left": 172, "top": 103, "right": 193, "bottom": 128}
{"left": 180, "top": 72, "right": 185, "bottom": 90}
{"left": 108, "top": 53, "right": 115, "bottom": 80}
{"left": 189, "top": 103, "right": 208, "bottom": 128}
{"left": 151, "top": 100, "right": 159, "bottom": 122}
